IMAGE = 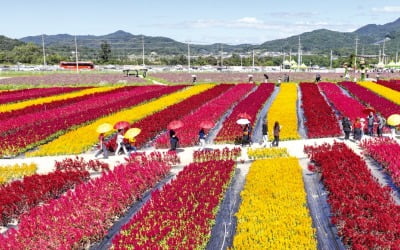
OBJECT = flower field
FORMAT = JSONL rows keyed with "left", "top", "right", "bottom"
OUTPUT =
{"left": 233, "top": 157, "right": 316, "bottom": 249}
{"left": 266, "top": 83, "right": 301, "bottom": 140}
{"left": 318, "top": 82, "right": 365, "bottom": 122}
{"left": 1, "top": 78, "right": 400, "bottom": 248}
{"left": 377, "top": 80, "right": 400, "bottom": 92}
{"left": 300, "top": 82, "right": 341, "bottom": 138}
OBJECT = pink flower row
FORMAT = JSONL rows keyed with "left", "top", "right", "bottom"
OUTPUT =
{"left": 300, "top": 82, "right": 341, "bottom": 138}
{"left": 0, "top": 86, "right": 137, "bottom": 121}
{"left": 0, "top": 159, "right": 171, "bottom": 249}
{"left": 339, "top": 81, "right": 400, "bottom": 118}
{"left": 0, "top": 86, "right": 182, "bottom": 156}
{"left": 214, "top": 83, "right": 274, "bottom": 143}
{"left": 318, "top": 82, "right": 365, "bottom": 123}
{"left": 130, "top": 84, "right": 232, "bottom": 148}
{"left": 305, "top": 142, "right": 400, "bottom": 249}
{"left": 0, "top": 170, "right": 90, "bottom": 226}
{"left": 112, "top": 159, "right": 236, "bottom": 249}
{"left": 361, "top": 138, "right": 400, "bottom": 187}
{"left": 0, "top": 86, "right": 89, "bottom": 105}
{"left": 155, "top": 84, "right": 255, "bottom": 147}
{"left": 193, "top": 147, "right": 241, "bottom": 162}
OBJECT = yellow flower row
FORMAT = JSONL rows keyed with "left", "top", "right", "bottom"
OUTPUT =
{"left": 29, "top": 84, "right": 215, "bottom": 156}
{"left": 357, "top": 81, "right": 400, "bottom": 105}
{"left": 247, "top": 147, "right": 289, "bottom": 159}
{"left": 233, "top": 158, "right": 316, "bottom": 249}
{"left": 266, "top": 84, "right": 301, "bottom": 140}
{"left": 0, "top": 86, "right": 121, "bottom": 113}
{"left": 0, "top": 163, "right": 37, "bottom": 184}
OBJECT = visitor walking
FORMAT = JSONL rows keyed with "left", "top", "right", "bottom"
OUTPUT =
{"left": 261, "top": 121, "right": 269, "bottom": 147}
{"left": 341, "top": 117, "right": 352, "bottom": 140}
{"left": 170, "top": 130, "right": 179, "bottom": 151}
{"left": 367, "top": 112, "right": 375, "bottom": 136}
{"left": 115, "top": 129, "right": 128, "bottom": 155}
{"left": 242, "top": 124, "right": 252, "bottom": 146}
{"left": 94, "top": 133, "right": 108, "bottom": 159}
{"left": 198, "top": 128, "right": 206, "bottom": 149}
{"left": 353, "top": 118, "right": 362, "bottom": 142}
{"left": 271, "top": 121, "right": 281, "bottom": 147}
{"left": 376, "top": 113, "right": 386, "bottom": 137}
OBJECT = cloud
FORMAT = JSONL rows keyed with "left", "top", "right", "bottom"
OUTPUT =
{"left": 372, "top": 6, "right": 400, "bottom": 13}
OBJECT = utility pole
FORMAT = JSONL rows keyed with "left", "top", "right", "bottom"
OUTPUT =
{"left": 74, "top": 35, "right": 79, "bottom": 73}
{"left": 252, "top": 50, "right": 255, "bottom": 71}
{"left": 240, "top": 55, "right": 243, "bottom": 67}
{"left": 187, "top": 41, "right": 191, "bottom": 72}
{"left": 142, "top": 35, "right": 145, "bottom": 66}
{"left": 220, "top": 44, "right": 223, "bottom": 67}
{"left": 42, "top": 34, "right": 46, "bottom": 66}
{"left": 354, "top": 36, "right": 359, "bottom": 71}
{"left": 297, "top": 36, "right": 301, "bottom": 69}
{"left": 330, "top": 50, "right": 333, "bottom": 69}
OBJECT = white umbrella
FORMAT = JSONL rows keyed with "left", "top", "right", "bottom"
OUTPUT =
{"left": 236, "top": 118, "right": 250, "bottom": 125}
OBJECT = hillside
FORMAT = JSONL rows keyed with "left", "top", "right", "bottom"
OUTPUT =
{"left": 0, "top": 35, "right": 24, "bottom": 51}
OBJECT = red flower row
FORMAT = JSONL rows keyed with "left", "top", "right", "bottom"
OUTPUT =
{"left": 0, "top": 86, "right": 89, "bottom": 105}
{"left": 361, "top": 138, "right": 400, "bottom": 187}
{"left": 155, "top": 84, "right": 254, "bottom": 147}
{"left": 300, "top": 82, "right": 341, "bottom": 138}
{"left": 54, "top": 156, "right": 110, "bottom": 172}
{"left": 112, "top": 159, "right": 236, "bottom": 249}
{"left": 126, "top": 151, "right": 181, "bottom": 166}
{"left": 339, "top": 81, "right": 400, "bottom": 118}
{"left": 0, "top": 158, "right": 171, "bottom": 249}
{"left": 0, "top": 169, "right": 90, "bottom": 226}
{"left": 0, "top": 86, "right": 137, "bottom": 121}
{"left": 193, "top": 147, "right": 241, "bottom": 162}
{"left": 318, "top": 82, "right": 365, "bottom": 123}
{"left": 377, "top": 80, "right": 400, "bottom": 92}
{"left": 0, "top": 86, "right": 183, "bottom": 156}
{"left": 214, "top": 83, "right": 275, "bottom": 143}
{"left": 305, "top": 142, "right": 400, "bottom": 249}
{"left": 130, "top": 84, "right": 232, "bottom": 148}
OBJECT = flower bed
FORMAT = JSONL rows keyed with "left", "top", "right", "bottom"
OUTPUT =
{"left": 0, "top": 86, "right": 137, "bottom": 121}
{"left": 360, "top": 137, "right": 400, "bottom": 187}
{"left": 0, "top": 73, "right": 147, "bottom": 85}
{"left": 0, "top": 159, "right": 170, "bottom": 249}
{"left": 193, "top": 147, "right": 241, "bottom": 162}
{"left": 214, "top": 83, "right": 275, "bottom": 143}
{"left": 377, "top": 80, "right": 400, "bottom": 92}
{"left": 233, "top": 158, "right": 316, "bottom": 248}
{"left": 300, "top": 82, "right": 341, "bottom": 138}
{"left": 155, "top": 84, "right": 254, "bottom": 147}
{"left": 318, "top": 82, "right": 365, "bottom": 122}
{"left": 29, "top": 84, "right": 211, "bottom": 156}
{"left": 339, "top": 81, "right": 400, "bottom": 118}
{"left": 304, "top": 142, "right": 400, "bottom": 249}
{"left": 54, "top": 156, "right": 110, "bottom": 172}
{"left": 0, "top": 86, "right": 172, "bottom": 157}
{"left": 247, "top": 147, "right": 289, "bottom": 159}
{"left": 0, "top": 86, "right": 89, "bottom": 105}
{"left": 0, "top": 170, "right": 90, "bottom": 226}
{"left": 126, "top": 151, "right": 180, "bottom": 166}
{"left": 0, "top": 163, "right": 37, "bottom": 184}
{"left": 112, "top": 160, "right": 236, "bottom": 249}
{"left": 130, "top": 84, "right": 232, "bottom": 148}
{"left": 266, "top": 83, "right": 301, "bottom": 140}
{"left": 0, "top": 86, "right": 120, "bottom": 113}
{"left": 357, "top": 81, "right": 400, "bottom": 105}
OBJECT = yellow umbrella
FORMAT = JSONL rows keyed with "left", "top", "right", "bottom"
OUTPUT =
{"left": 387, "top": 114, "right": 400, "bottom": 126}
{"left": 124, "top": 128, "right": 141, "bottom": 139}
{"left": 96, "top": 123, "right": 113, "bottom": 133}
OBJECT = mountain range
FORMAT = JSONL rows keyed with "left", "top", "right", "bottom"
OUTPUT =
{"left": 2, "top": 17, "right": 400, "bottom": 56}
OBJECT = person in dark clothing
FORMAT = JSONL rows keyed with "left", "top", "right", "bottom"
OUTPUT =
{"left": 376, "top": 113, "right": 386, "bottom": 137}
{"left": 169, "top": 130, "right": 179, "bottom": 150}
{"left": 315, "top": 74, "right": 321, "bottom": 83}
{"left": 261, "top": 121, "right": 269, "bottom": 147}
{"left": 198, "top": 128, "right": 206, "bottom": 149}
{"left": 367, "top": 112, "right": 375, "bottom": 136}
{"left": 272, "top": 121, "right": 281, "bottom": 147}
{"left": 341, "top": 117, "right": 352, "bottom": 140}
{"left": 263, "top": 74, "right": 269, "bottom": 83}
{"left": 242, "top": 124, "right": 252, "bottom": 146}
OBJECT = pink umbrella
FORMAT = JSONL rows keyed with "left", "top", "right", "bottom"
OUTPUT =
{"left": 114, "top": 121, "right": 130, "bottom": 130}
{"left": 237, "top": 112, "right": 252, "bottom": 120}
{"left": 199, "top": 120, "right": 215, "bottom": 129}
{"left": 168, "top": 120, "right": 184, "bottom": 130}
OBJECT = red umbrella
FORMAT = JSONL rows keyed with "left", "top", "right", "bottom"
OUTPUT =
{"left": 199, "top": 120, "right": 215, "bottom": 129}
{"left": 238, "top": 112, "right": 252, "bottom": 120}
{"left": 114, "top": 121, "right": 130, "bottom": 130}
{"left": 363, "top": 107, "right": 375, "bottom": 115}
{"left": 168, "top": 120, "right": 184, "bottom": 130}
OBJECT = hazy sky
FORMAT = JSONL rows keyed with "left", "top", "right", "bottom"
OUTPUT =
{"left": 2, "top": 0, "right": 400, "bottom": 44}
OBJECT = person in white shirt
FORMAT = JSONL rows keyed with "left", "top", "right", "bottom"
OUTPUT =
{"left": 115, "top": 129, "right": 128, "bottom": 155}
